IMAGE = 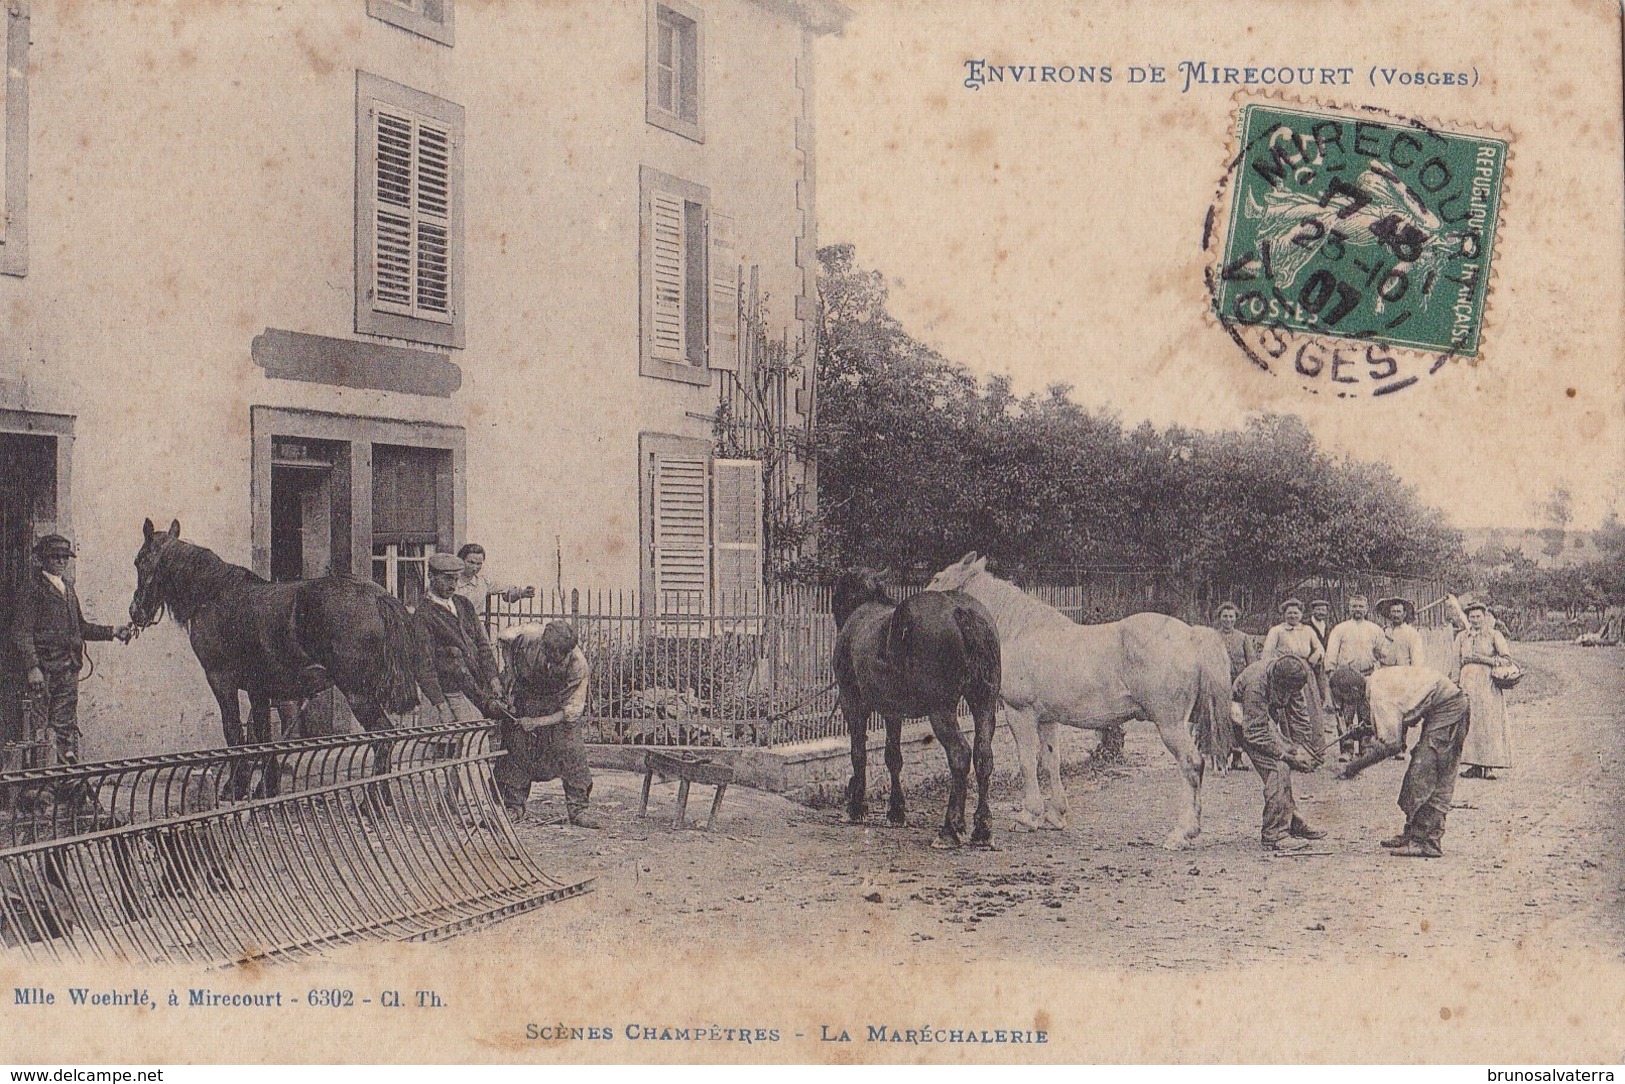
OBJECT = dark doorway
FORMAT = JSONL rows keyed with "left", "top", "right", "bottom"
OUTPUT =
{"left": 269, "top": 438, "right": 345, "bottom": 582}
{"left": 0, "top": 433, "right": 59, "bottom": 755}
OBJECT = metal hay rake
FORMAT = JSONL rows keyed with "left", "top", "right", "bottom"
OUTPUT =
{"left": 0, "top": 721, "right": 591, "bottom": 965}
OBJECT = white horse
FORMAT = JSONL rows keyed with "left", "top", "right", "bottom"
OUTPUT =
{"left": 926, "top": 553, "right": 1233, "bottom": 849}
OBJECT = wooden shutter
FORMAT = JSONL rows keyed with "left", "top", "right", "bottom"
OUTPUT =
{"left": 712, "top": 459, "right": 763, "bottom": 609}
{"left": 709, "top": 213, "right": 739, "bottom": 371}
{"left": 373, "top": 106, "right": 416, "bottom": 315}
{"left": 414, "top": 119, "right": 452, "bottom": 318}
{"left": 371, "top": 446, "right": 442, "bottom": 546}
{"left": 649, "top": 188, "right": 687, "bottom": 361}
{"left": 651, "top": 451, "right": 710, "bottom": 613}
{"left": 372, "top": 103, "right": 453, "bottom": 323}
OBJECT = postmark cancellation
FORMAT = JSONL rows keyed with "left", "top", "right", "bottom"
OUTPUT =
{"left": 1205, "top": 97, "right": 1512, "bottom": 398}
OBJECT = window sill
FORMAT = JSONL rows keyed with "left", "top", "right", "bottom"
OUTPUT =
{"left": 647, "top": 109, "right": 704, "bottom": 144}
{"left": 640, "top": 356, "right": 712, "bottom": 386}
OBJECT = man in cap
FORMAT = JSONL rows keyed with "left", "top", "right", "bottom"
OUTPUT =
{"left": 493, "top": 621, "right": 599, "bottom": 828}
{"left": 1325, "top": 595, "right": 1388, "bottom": 756}
{"left": 409, "top": 552, "right": 507, "bottom": 724}
{"left": 10, "top": 535, "right": 134, "bottom": 764}
{"left": 1306, "top": 599, "right": 1334, "bottom": 703}
{"left": 1331, "top": 664, "right": 1471, "bottom": 858}
{"left": 1376, "top": 596, "right": 1424, "bottom": 668}
{"left": 1231, "top": 655, "right": 1327, "bottom": 851}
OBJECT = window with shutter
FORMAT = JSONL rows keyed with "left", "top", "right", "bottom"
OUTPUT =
{"left": 712, "top": 458, "right": 763, "bottom": 609}
{"left": 651, "top": 450, "right": 711, "bottom": 615}
{"left": 709, "top": 213, "right": 739, "bottom": 371}
{"left": 367, "top": 0, "right": 454, "bottom": 47}
{"left": 640, "top": 167, "right": 711, "bottom": 384}
{"left": 356, "top": 73, "right": 464, "bottom": 348}
{"left": 646, "top": 1, "right": 704, "bottom": 142}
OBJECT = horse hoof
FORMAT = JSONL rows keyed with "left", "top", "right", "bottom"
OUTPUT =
{"left": 887, "top": 815, "right": 907, "bottom": 829}
{"left": 930, "top": 836, "right": 962, "bottom": 851}
{"left": 1041, "top": 813, "right": 1067, "bottom": 831}
{"left": 1011, "top": 811, "right": 1044, "bottom": 832}
{"left": 1160, "top": 831, "right": 1198, "bottom": 851}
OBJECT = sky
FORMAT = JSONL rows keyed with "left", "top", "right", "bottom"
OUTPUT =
{"left": 813, "top": 0, "right": 1625, "bottom": 530}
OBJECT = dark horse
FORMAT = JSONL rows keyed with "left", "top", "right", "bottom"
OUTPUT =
{"left": 832, "top": 570, "right": 1001, "bottom": 848}
{"left": 128, "top": 519, "right": 437, "bottom": 798}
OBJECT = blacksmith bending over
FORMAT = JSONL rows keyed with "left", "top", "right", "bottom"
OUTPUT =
{"left": 493, "top": 621, "right": 600, "bottom": 829}
{"left": 410, "top": 552, "right": 509, "bottom": 724}
{"left": 1231, "top": 655, "right": 1327, "bottom": 852}
{"left": 1330, "top": 665, "right": 1471, "bottom": 859}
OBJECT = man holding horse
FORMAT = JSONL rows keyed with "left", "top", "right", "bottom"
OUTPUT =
{"left": 411, "top": 552, "right": 509, "bottom": 724}
{"left": 1231, "top": 655, "right": 1326, "bottom": 852}
{"left": 11, "top": 534, "right": 134, "bottom": 764}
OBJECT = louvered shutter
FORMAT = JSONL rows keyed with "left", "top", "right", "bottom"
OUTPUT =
{"left": 649, "top": 188, "right": 687, "bottom": 361}
{"left": 373, "top": 106, "right": 415, "bottom": 315}
{"left": 709, "top": 213, "right": 739, "bottom": 371}
{"left": 651, "top": 451, "right": 710, "bottom": 614}
{"left": 414, "top": 119, "right": 452, "bottom": 319}
{"left": 372, "top": 103, "right": 453, "bottom": 324}
{"left": 712, "top": 459, "right": 763, "bottom": 610}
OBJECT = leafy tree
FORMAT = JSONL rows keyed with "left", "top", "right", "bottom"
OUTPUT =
{"left": 812, "top": 244, "right": 1466, "bottom": 589}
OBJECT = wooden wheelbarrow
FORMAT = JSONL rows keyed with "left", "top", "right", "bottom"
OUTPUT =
{"left": 639, "top": 750, "right": 734, "bottom": 830}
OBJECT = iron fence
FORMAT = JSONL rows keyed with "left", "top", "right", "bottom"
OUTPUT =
{"left": 481, "top": 568, "right": 1452, "bottom": 750}
{"left": 485, "top": 586, "right": 845, "bottom": 747}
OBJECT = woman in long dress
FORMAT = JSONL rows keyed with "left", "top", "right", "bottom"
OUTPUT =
{"left": 1456, "top": 600, "right": 1514, "bottom": 779}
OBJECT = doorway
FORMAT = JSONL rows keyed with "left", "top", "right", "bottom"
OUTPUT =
{"left": 0, "top": 433, "right": 59, "bottom": 753}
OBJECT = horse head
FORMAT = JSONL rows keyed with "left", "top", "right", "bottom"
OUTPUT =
{"left": 832, "top": 568, "right": 893, "bottom": 630}
{"left": 129, "top": 518, "right": 181, "bottom": 628}
{"left": 926, "top": 551, "right": 989, "bottom": 592}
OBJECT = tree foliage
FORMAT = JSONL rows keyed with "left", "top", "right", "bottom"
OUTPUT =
{"left": 811, "top": 243, "right": 1465, "bottom": 593}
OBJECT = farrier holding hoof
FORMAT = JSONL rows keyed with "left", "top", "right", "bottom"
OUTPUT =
{"left": 1231, "top": 655, "right": 1327, "bottom": 852}
{"left": 409, "top": 552, "right": 510, "bottom": 725}
{"left": 10, "top": 534, "right": 135, "bottom": 765}
{"left": 493, "top": 622, "right": 599, "bottom": 829}
{"left": 1331, "top": 665, "right": 1472, "bottom": 859}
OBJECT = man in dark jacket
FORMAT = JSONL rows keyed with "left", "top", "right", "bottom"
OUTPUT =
{"left": 1232, "top": 654, "right": 1327, "bottom": 852}
{"left": 409, "top": 552, "right": 506, "bottom": 724}
{"left": 10, "top": 535, "right": 132, "bottom": 763}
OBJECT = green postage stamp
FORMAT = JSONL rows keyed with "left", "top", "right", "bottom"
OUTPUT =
{"left": 1208, "top": 100, "right": 1510, "bottom": 395}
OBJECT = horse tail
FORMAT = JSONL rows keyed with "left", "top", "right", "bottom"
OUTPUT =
{"left": 371, "top": 593, "right": 423, "bottom": 715}
{"left": 1190, "top": 628, "right": 1234, "bottom": 761}
{"left": 954, "top": 606, "right": 1002, "bottom": 702}
{"left": 882, "top": 603, "right": 911, "bottom": 665}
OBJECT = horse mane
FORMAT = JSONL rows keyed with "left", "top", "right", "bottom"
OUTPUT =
{"left": 962, "top": 568, "right": 1077, "bottom": 634}
{"left": 154, "top": 538, "right": 267, "bottom": 625}
{"left": 832, "top": 569, "right": 895, "bottom": 630}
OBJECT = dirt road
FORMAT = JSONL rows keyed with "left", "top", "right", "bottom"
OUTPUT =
{"left": 472, "top": 642, "right": 1625, "bottom": 969}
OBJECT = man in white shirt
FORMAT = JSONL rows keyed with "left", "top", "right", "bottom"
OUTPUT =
{"left": 1325, "top": 594, "right": 1388, "bottom": 757}
{"left": 1330, "top": 665, "right": 1472, "bottom": 858}
{"left": 1375, "top": 596, "right": 1425, "bottom": 667}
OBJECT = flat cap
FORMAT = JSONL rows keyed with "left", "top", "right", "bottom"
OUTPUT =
{"left": 427, "top": 553, "right": 464, "bottom": 573}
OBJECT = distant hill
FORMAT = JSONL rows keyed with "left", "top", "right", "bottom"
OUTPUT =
{"left": 1461, "top": 526, "right": 1604, "bottom": 569}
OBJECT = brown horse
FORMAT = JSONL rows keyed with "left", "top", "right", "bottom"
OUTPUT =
{"left": 127, "top": 519, "right": 440, "bottom": 797}
{"left": 832, "top": 570, "right": 1001, "bottom": 849}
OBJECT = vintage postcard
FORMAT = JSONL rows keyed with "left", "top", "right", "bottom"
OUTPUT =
{"left": 0, "top": 0, "right": 1622, "bottom": 1066}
